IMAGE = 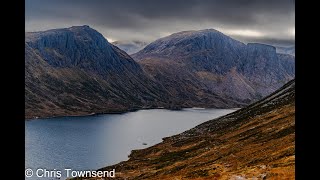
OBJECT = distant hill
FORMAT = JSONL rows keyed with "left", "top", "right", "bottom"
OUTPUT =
{"left": 97, "top": 79, "right": 295, "bottom": 179}
{"left": 112, "top": 40, "right": 148, "bottom": 55}
{"left": 276, "top": 45, "right": 295, "bottom": 56}
{"left": 133, "top": 29, "right": 295, "bottom": 106}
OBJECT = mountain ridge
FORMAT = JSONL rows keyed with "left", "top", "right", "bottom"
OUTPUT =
{"left": 25, "top": 26, "right": 294, "bottom": 119}
{"left": 132, "top": 29, "right": 294, "bottom": 104}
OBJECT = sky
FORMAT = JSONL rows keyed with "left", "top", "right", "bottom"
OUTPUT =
{"left": 25, "top": 0, "right": 295, "bottom": 47}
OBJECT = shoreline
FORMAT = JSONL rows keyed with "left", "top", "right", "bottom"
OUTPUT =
{"left": 84, "top": 80, "right": 295, "bottom": 180}
{"left": 25, "top": 106, "right": 242, "bottom": 121}
{"left": 27, "top": 108, "right": 239, "bottom": 180}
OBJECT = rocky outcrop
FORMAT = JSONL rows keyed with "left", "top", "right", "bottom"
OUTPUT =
{"left": 132, "top": 29, "right": 295, "bottom": 105}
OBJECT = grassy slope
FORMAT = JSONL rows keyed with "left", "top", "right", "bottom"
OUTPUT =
{"left": 74, "top": 79, "right": 295, "bottom": 180}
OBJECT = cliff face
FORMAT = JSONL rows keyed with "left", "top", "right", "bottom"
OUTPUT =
{"left": 95, "top": 79, "right": 295, "bottom": 180}
{"left": 25, "top": 26, "right": 170, "bottom": 119}
{"left": 242, "top": 43, "right": 294, "bottom": 96}
{"left": 26, "top": 25, "right": 142, "bottom": 76}
{"left": 133, "top": 29, "right": 295, "bottom": 105}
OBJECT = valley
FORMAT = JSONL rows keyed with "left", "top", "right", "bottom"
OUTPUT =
{"left": 25, "top": 26, "right": 295, "bottom": 119}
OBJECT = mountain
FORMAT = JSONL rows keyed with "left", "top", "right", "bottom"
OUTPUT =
{"left": 25, "top": 25, "right": 170, "bottom": 119}
{"left": 96, "top": 79, "right": 295, "bottom": 179}
{"left": 276, "top": 45, "right": 295, "bottom": 56}
{"left": 25, "top": 27, "right": 263, "bottom": 119}
{"left": 132, "top": 29, "right": 295, "bottom": 105}
{"left": 112, "top": 40, "right": 148, "bottom": 55}
{"left": 25, "top": 27, "right": 295, "bottom": 119}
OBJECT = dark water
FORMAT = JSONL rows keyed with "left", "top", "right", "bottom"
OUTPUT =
{"left": 25, "top": 108, "right": 235, "bottom": 179}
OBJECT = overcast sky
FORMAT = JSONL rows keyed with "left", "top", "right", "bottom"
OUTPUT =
{"left": 25, "top": 0, "right": 295, "bottom": 47}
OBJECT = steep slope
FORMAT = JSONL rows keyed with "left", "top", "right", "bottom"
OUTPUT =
{"left": 132, "top": 29, "right": 295, "bottom": 105}
{"left": 92, "top": 79, "right": 295, "bottom": 180}
{"left": 25, "top": 25, "right": 170, "bottom": 119}
{"left": 112, "top": 40, "right": 148, "bottom": 55}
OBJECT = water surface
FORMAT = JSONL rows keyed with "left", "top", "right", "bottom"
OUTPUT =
{"left": 25, "top": 108, "right": 235, "bottom": 179}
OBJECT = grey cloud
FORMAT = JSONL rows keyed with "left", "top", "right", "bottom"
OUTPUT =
{"left": 233, "top": 36, "right": 295, "bottom": 47}
{"left": 25, "top": 0, "right": 295, "bottom": 46}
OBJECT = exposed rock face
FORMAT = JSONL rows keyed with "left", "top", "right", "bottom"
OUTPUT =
{"left": 133, "top": 29, "right": 295, "bottom": 105}
{"left": 112, "top": 40, "right": 148, "bottom": 55}
{"left": 25, "top": 25, "right": 170, "bottom": 119}
{"left": 93, "top": 79, "right": 295, "bottom": 180}
{"left": 242, "top": 43, "right": 294, "bottom": 96}
{"left": 26, "top": 25, "right": 142, "bottom": 76}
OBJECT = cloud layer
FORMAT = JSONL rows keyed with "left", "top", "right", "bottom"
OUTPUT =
{"left": 26, "top": 0, "right": 295, "bottom": 46}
